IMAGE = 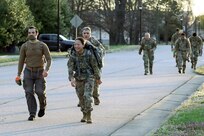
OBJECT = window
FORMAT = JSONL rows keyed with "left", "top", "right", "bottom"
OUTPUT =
{"left": 40, "top": 35, "right": 50, "bottom": 40}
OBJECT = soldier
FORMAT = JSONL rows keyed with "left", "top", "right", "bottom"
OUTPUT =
{"left": 81, "top": 27, "right": 105, "bottom": 105}
{"left": 189, "top": 32, "right": 203, "bottom": 70}
{"left": 68, "top": 37, "right": 102, "bottom": 123}
{"left": 139, "top": 32, "right": 157, "bottom": 75}
{"left": 171, "top": 28, "right": 181, "bottom": 66}
{"left": 175, "top": 33, "right": 191, "bottom": 74}
{"left": 16, "top": 26, "right": 52, "bottom": 121}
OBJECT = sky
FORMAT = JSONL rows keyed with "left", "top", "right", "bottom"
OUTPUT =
{"left": 191, "top": 0, "right": 204, "bottom": 16}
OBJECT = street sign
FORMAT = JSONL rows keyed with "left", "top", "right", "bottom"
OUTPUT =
{"left": 70, "top": 15, "right": 83, "bottom": 28}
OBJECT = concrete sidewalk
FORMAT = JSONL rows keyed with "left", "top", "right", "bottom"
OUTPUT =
{"left": 110, "top": 75, "right": 204, "bottom": 136}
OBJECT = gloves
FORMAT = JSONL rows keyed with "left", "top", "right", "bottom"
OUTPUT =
{"left": 15, "top": 76, "right": 22, "bottom": 86}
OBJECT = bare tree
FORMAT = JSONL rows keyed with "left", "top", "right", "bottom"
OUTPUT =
{"left": 67, "top": 0, "right": 189, "bottom": 45}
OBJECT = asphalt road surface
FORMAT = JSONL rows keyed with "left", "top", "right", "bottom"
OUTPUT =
{"left": 0, "top": 45, "right": 204, "bottom": 136}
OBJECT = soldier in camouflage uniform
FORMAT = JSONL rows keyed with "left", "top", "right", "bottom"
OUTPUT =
{"left": 139, "top": 32, "right": 157, "bottom": 75}
{"left": 68, "top": 37, "right": 101, "bottom": 123}
{"left": 189, "top": 32, "right": 203, "bottom": 70}
{"left": 82, "top": 27, "right": 105, "bottom": 105}
{"left": 175, "top": 33, "right": 191, "bottom": 74}
{"left": 171, "top": 28, "right": 181, "bottom": 66}
{"left": 16, "top": 26, "right": 52, "bottom": 121}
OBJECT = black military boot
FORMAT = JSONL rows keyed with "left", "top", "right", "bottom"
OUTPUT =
{"left": 178, "top": 68, "right": 182, "bottom": 74}
{"left": 94, "top": 97, "right": 100, "bottom": 105}
{"left": 144, "top": 69, "right": 148, "bottom": 75}
{"left": 149, "top": 66, "right": 153, "bottom": 75}
{"left": 28, "top": 115, "right": 35, "bottom": 121}
{"left": 194, "top": 61, "right": 197, "bottom": 70}
{"left": 191, "top": 63, "right": 194, "bottom": 69}
{"left": 38, "top": 109, "right": 45, "bottom": 117}
{"left": 86, "top": 111, "right": 92, "bottom": 124}
{"left": 80, "top": 112, "right": 87, "bottom": 122}
{"left": 182, "top": 67, "right": 186, "bottom": 74}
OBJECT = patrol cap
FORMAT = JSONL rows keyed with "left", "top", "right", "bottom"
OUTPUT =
{"left": 193, "top": 32, "right": 197, "bottom": 36}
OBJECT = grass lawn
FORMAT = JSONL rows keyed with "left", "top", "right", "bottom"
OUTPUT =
{"left": 195, "top": 65, "right": 204, "bottom": 75}
{"left": 0, "top": 45, "right": 138, "bottom": 64}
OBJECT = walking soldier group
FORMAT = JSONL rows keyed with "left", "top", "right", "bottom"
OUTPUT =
{"left": 172, "top": 31, "right": 203, "bottom": 73}
{"left": 16, "top": 26, "right": 202, "bottom": 124}
{"left": 16, "top": 26, "right": 105, "bottom": 124}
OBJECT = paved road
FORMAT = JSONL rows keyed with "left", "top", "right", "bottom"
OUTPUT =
{"left": 0, "top": 45, "right": 204, "bottom": 136}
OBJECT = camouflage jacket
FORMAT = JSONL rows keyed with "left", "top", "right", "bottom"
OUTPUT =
{"left": 171, "top": 32, "right": 180, "bottom": 45}
{"left": 68, "top": 49, "right": 100, "bottom": 81}
{"left": 175, "top": 38, "right": 191, "bottom": 53}
{"left": 89, "top": 37, "right": 106, "bottom": 56}
{"left": 189, "top": 36, "right": 203, "bottom": 50}
{"left": 139, "top": 38, "right": 157, "bottom": 53}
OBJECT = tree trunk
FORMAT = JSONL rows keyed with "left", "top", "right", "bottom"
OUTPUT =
{"left": 115, "top": 0, "right": 127, "bottom": 45}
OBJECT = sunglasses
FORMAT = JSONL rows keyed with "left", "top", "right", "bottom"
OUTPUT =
{"left": 83, "top": 32, "right": 90, "bottom": 34}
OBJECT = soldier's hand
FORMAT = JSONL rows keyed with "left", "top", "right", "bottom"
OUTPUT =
{"left": 71, "top": 79, "right": 76, "bottom": 87}
{"left": 96, "top": 79, "right": 102, "bottom": 85}
{"left": 15, "top": 76, "right": 22, "bottom": 86}
{"left": 42, "top": 70, "right": 48, "bottom": 77}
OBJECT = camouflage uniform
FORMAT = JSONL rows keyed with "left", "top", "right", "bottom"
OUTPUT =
{"left": 189, "top": 35, "right": 203, "bottom": 69}
{"left": 171, "top": 32, "right": 180, "bottom": 49}
{"left": 88, "top": 37, "right": 105, "bottom": 105}
{"left": 171, "top": 31, "right": 180, "bottom": 66}
{"left": 139, "top": 38, "right": 157, "bottom": 75}
{"left": 68, "top": 49, "right": 100, "bottom": 113}
{"left": 175, "top": 36, "right": 191, "bottom": 73}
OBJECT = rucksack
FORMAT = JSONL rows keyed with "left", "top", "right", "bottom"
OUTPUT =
{"left": 69, "top": 41, "right": 103, "bottom": 69}
{"left": 86, "top": 41, "right": 103, "bottom": 69}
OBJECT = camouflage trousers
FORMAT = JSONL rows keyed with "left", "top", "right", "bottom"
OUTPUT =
{"left": 190, "top": 50, "right": 199, "bottom": 66}
{"left": 177, "top": 51, "right": 188, "bottom": 70}
{"left": 143, "top": 51, "right": 154, "bottom": 73}
{"left": 93, "top": 69, "right": 102, "bottom": 99}
{"left": 75, "top": 78, "right": 94, "bottom": 113}
{"left": 173, "top": 50, "right": 178, "bottom": 66}
{"left": 23, "top": 68, "right": 46, "bottom": 116}
{"left": 93, "top": 81, "right": 99, "bottom": 99}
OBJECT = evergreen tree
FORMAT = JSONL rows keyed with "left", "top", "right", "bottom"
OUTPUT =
{"left": 0, "top": 0, "right": 36, "bottom": 52}
{"left": 26, "top": 0, "right": 72, "bottom": 36}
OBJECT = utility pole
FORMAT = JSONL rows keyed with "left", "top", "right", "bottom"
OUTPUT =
{"left": 57, "top": 0, "right": 60, "bottom": 52}
{"left": 156, "top": 2, "right": 159, "bottom": 43}
{"left": 139, "top": 0, "right": 142, "bottom": 43}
